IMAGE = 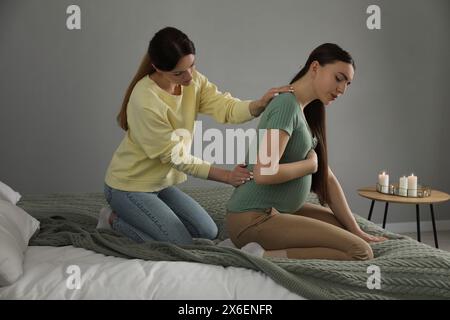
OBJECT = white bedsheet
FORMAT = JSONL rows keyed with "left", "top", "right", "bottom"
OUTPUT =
{"left": 0, "top": 245, "right": 304, "bottom": 300}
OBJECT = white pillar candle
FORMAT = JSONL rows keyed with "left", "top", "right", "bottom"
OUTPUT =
{"left": 399, "top": 176, "right": 408, "bottom": 196}
{"left": 378, "top": 171, "right": 389, "bottom": 193}
{"left": 407, "top": 173, "right": 418, "bottom": 197}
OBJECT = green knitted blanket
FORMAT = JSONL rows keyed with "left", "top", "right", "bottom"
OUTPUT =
{"left": 18, "top": 186, "right": 450, "bottom": 300}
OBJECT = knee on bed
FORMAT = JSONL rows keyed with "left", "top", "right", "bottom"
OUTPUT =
{"left": 197, "top": 223, "right": 218, "bottom": 240}
{"left": 348, "top": 241, "right": 374, "bottom": 261}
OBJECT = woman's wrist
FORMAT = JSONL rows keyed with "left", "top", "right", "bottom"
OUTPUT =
{"left": 249, "top": 100, "right": 265, "bottom": 117}
{"left": 306, "top": 158, "right": 317, "bottom": 174}
{"left": 347, "top": 224, "right": 363, "bottom": 234}
{"left": 207, "top": 166, "right": 231, "bottom": 185}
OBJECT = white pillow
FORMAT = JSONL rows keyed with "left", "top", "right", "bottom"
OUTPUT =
{"left": 0, "top": 199, "right": 40, "bottom": 286}
{"left": 0, "top": 216, "right": 26, "bottom": 286}
{"left": 0, "top": 180, "right": 22, "bottom": 205}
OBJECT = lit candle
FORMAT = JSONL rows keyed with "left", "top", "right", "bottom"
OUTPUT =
{"left": 407, "top": 173, "right": 418, "bottom": 197}
{"left": 399, "top": 176, "right": 408, "bottom": 196}
{"left": 378, "top": 171, "right": 389, "bottom": 193}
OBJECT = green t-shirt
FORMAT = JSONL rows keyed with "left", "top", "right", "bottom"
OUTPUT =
{"left": 226, "top": 93, "right": 316, "bottom": 213}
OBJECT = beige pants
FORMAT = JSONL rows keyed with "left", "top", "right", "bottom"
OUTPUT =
{"left": 226, "top": 204, "right": 373, "bottom": 261}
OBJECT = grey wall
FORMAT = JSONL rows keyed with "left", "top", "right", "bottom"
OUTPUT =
{"left": 1, "top": 0, "right": 449, "bottom": 224}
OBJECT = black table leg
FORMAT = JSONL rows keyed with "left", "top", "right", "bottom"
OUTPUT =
{"left": 382, "top": 202, "right": 389, "bottom": 229}
{"left": 430, "top": 204, "right": 439, "bottom": 248}
{"left": 368, "top": 200, "right": 375, "bottom": 221}
{"left": 416, "top": 205, "right": 421, "bottom": 242}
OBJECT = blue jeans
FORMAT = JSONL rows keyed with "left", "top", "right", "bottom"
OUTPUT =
{"left": 104, "top": 184, "right": 218, "bottom": 245}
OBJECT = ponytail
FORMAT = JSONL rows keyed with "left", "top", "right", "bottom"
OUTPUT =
{"left": 117, "top": 53, "right": 155, "bottom": 131}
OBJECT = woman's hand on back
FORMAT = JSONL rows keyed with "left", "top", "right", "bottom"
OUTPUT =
{"left": 258, "top": 85, "right": 295, "bottom": 108}
{"left": 227, "top": 164, "right": 253, "bottom": 187}
{"left": 250, "top": 85, "right": 294, "bottom": 117}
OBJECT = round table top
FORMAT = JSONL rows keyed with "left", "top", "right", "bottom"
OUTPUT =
{"left": 357, "top": 186, "right": 450, "bottom": 204}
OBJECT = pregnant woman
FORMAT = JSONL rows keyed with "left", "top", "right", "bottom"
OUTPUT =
{"left": 226, "top": 43, "right": 387, "bottom": 260}
{"left": 98, "top": 26, "right": 293, "bottom": 245}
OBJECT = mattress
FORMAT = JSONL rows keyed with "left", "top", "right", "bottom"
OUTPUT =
{"left": 0, "top": 245, "right": 304, "bottom": 300}
{"left": 4, "top": 187, "right": 450, "bottom": 300}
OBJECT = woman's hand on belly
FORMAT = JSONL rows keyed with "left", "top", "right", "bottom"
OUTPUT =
{"left": 306, "top": 149, "right": 318, "bottom": 174}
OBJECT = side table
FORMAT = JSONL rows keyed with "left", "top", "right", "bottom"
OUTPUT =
{"left": 357, "top": 186, "right": 450, "bottom": 248}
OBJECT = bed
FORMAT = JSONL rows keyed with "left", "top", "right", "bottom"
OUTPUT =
{"left": 1, "top": 186, "right": 449, "bottom": 300}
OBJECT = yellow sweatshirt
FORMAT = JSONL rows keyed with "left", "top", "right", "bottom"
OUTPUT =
{"left": 105, "top": 70, "right": 254, "bottom": 192}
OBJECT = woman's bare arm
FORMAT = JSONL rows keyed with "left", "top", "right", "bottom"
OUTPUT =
{"left": 327, "top": 167, "right": 387, "bottom": 242}
{"left": 253, "top": 129, "right": 316, "bottom": 185}
{"left": 326, "top": 167, "right": 360, "bottom": 232}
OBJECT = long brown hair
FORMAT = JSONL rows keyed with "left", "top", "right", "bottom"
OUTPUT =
{"left": 117, "top": 27, "right": 196, "bottom": 131}
{"left": 290, "top": 43, "right": 355, "bottom": 205}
